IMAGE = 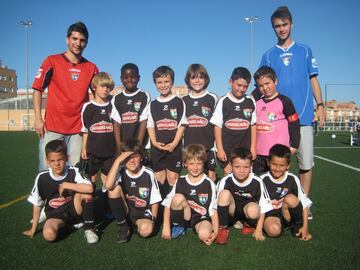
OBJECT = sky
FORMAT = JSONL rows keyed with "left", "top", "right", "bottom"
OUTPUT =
{"left": 1, "top": 0, "right": 360, "bottom": 106}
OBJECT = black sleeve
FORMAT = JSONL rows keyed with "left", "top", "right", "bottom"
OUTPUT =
{"left": 280, "top": 95, "right": 301, "bottom": 148}
{"left": 251, "top": 87, "right": 262, "bottom": 101}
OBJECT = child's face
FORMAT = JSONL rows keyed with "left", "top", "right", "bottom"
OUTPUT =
{"left": 268, "top": 156, "right": 290, "bottom": 180}
{"left": 94, "top": 85, "right": 111, "bottom": 100}
{"left": 125, "top": 153, "right": 142, "bottom": 174}
{"left": 256, "top": 76, "right": 278, "bottom": 99}
{"left": 184, "top": 158, "right": 204, "bottom": 178}
{"left": 46, "top": 152, "right": 68, "bottom": 177}
{"left": 155, "top": 75, "right": 173, "bottom": 97}
{"left": 229, "top": 78, "right": 249, "bottom": 99}
{"left": 189, "top": 74, "right": 206, "bottom": 93}
{"left": 231, "top": 157, "right": 252, "bottom": 182}
{"left": 121, "top": 69, "right": 140, "bottom": 92}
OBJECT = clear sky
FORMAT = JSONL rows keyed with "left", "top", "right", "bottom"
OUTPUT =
{"left": 1, "top": 0, "right": 360, "bottom": 105}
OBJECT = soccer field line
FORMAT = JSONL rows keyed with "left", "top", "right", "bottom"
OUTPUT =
{"left": 0, "top": 195, "right": 28, "bottom": 209}
{"left": 314, "top": 155, "right": 360, "bottom": 172}
{"left": 314, "top": 146, "right": 358, "bottom": 149}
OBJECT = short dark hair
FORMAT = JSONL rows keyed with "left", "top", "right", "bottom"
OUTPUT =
{"left": 184, "top": 64, "right": 210, "bottom": 90}
{"left": 120, "top": 138, "right": 145, "bottom": 158}
{"left": 230, "top": 147, "right": 253, "bottom": 163}
{"left": 67, "top": 21, "right": 89, "bottom": 40}
{"left": 230, "top": 67, "right": 251, "bottom": 84}
{"left": 254, "top": 66, "right": 277, "bottom": 84}
{"left": 271, "top": 6, "right": 293, "bottom": 26}
{"left": 45, "top": 140, "right": 67, "bottom": 157}
{"left": 121, "top": 63, "right": 139, "bottom": 77}
{"left": 153, "top": 66, "right": 175, "bottom": 83}
{"left": 268, "top": 144, "right": 291, "bottom": 164}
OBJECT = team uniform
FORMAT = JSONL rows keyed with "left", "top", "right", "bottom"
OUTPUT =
{"left": 116, "top": 166, "right": 162, "bottom": 223}
{"left": 27, "top": 166, "right": 91, "bottom": 224}
{"left": 182, "top": 91, "right": 218, "bottom": 171}
{"left": 259, "top": 41, "right": 319, "bottom": 170}
{"left": 81, "top": 100, "right": 115, "bottom": 176}
{"left": 261, "top": 171, "right": 312, "bottom": 227}
{"left": 217, "top": 173, "right": 272, "bottom": 227}
{"left": 32, "top": 53, "right": 98, "bottom": 170}
{"left": 162, "top": 174, "right": 217, "bottom": 228}
{"left": 210, "top": 93, "right": 256, "bottom": 167}
{"left": 147, "top": 95, "right": 187, "bottom": 173}
{"left": 111, "top": 89, "right": 150, "bottom": 145}
{"left": 254, "top": 94, "right": 300, "bottom": 175}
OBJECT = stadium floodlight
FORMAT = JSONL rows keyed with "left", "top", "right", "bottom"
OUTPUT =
{"left": 244, "top": 16, "right": 259, "bottom": 74}
{"left": 20, "top": 21, "right": 32, "bottom": 130}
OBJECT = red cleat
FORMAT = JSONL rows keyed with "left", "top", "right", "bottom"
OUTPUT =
{"left": 216, "top": 226, "right": 229, "bottom": 245}
{"left": 241, "top": 224, "right": 255, "bottom": 235}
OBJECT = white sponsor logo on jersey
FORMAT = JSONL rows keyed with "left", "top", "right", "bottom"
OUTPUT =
{"left": 156, "top": 119, "right": 177, "bottom": 130}
{"left": 256, "top": 121, "right": 274, "bottom": 133}
{"left": 224, "top": 118, "right": 250, "bottom": 130}
{"left": 90, "top": 121, "right": 113, "bottom": 133}
{"left": 35, "top": 68, "right": 42, "bottom": 79}
{"left": 122, "top": 111, "right": 138, "bottom": 123}
{"left": 187, "top": 115, "right": 208, "bottom": 127}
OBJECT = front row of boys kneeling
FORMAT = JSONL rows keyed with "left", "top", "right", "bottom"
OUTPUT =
{"left": 23, "top": 139, "right": 312, "bottom": 245}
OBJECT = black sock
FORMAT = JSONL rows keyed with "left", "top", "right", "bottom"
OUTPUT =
{"left": 159, "top": 181, "right": 171, "bottom": 199}
{"left": 218, "top": 205, "right": 229, "bottom": 227}
{"left": 82, "top": 198, "right": 95, "bottom": 230}
{"left": 289, "top": 202, "right": 303, "bottom": 228}
{"left": 108, "top": 197, "right": 127, "bottom": 224}
{"left": 170, "top": 209, "right": 185, "bottom": 227}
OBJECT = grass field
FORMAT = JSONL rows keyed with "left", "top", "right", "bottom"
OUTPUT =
{"left": 1, "top": 131, "right": 359, "bottom": 269}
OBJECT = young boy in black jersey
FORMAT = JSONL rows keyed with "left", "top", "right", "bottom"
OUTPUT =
{"left": 81, "top": 72, "right": 116, "bottom": 186}
{"left": 182, "top": 64, "right": 218, "bottom": 181}
{"left": 111, "top": 63, "right": 150, "bottom": 154}
{"left": 261, "top": 144, "right": 312, "bottom": 241}
{"left": 161, "top": 144, "right": 218, "bottom": 245}
{"left": 210, "top": 67, "right": 257, "bottom": 175}
{"left": 23, "top": 140, "right": 98, "bottom": 244}
{"left": 216, "top": 147, "right": 272, "bottom": 244}
{"left": 105, "top": 139, "right": 162, "bottom": 243}
{"left": 147, "top": 66, "right": 187, "bottom": 193}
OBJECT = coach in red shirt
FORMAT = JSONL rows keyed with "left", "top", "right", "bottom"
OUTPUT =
{"left": 32, "top": 21, "right": 98, "bottom": 171}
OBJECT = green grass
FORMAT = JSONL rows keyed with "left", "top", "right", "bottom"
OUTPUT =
{"left": 0, "top": 131, "right": 359, "bottom": 269}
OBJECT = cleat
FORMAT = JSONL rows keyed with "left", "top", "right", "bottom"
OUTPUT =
{"left": 233, "top": 220, "right": 243, "bottom": 230}
{"left": 216, "top": 226, "right": 229, "bottom": 245}
{"left": 171, "top": 225, "right": 186, "bottom": 239}
{"left": 30, "top": 208, "right": 47, "bottom": 224}
{"left": 308, "top": 208, "right": 313, "bottom": 220}
{"left": 84, "top": 229, "right": 99, "bottom": 244}
{"left": 72, "top": 222, "right": 84, "bottom": 230}
{"left": 117, "top": 222, "right": 131, "bottom": 243}
{"left": 241, "top": 224, "right": 255, "bottom": 235}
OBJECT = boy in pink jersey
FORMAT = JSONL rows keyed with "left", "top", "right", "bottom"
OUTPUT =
{"left": 253, "top": 66, "right": 300, "bottom": 176}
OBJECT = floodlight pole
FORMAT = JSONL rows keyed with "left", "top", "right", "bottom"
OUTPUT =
{"left": 20, "top": 20, "right": 32, "bottom": 130}
{"left": 244, "top": 16, "right": 259, "bottom": 74}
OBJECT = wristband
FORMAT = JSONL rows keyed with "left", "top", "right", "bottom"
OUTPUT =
{"left": 317, "top": 102, "right": 324, "bottom": 108}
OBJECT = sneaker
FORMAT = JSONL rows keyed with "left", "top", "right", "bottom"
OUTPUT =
{"left": 216, "top": 226, "right": 229, "bottom": 245}
{"left": 233, "top": 220, "right": 243, "bottom": 230}
{"left": 241, "top": 224, "right": 255, "bottom": 235}
{"left": 117, "top": 222, "right": 131, "bottom": 243}
{"left": 30, "top": 208, "right": 47, "bottom": 224}
{"left": 101, "top": 184, "right": 107, "bottom": 193}
{"left": 308, "top": 208, "right": 313, "bottom": 220}
{"left": 84, "top": 229, "right": 99, "bottom": 244}
{"left": 72, "top": 222, "right": 84, "bottom": 230}
{"left": 171, "top": 225, "right": 186, "bottom": 239}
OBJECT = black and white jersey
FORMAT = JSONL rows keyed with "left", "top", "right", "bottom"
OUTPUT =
{"left": 217, "top": 173, "right": 272, "bottom": 214}
{"left": 111, "top": 89, "right": 150, "bottom": 142}
{"left": 116, "top": 166, "right": 162, "bottom": 211}
{"left": 162, "top": 174, "right": 217, "bottom": 218}
{"left": 28, "top": 166, "right": 91, "bottom": 216}
{"left": 147, "top": 95, "right": 187, "bottom": 144}
{"left": 182, "top": 91, "right": 217, "bottom": 150}
{"left": 210, "top": 93, "right": 256, "bottom": 154}
{"left": 81, "top": 100, "right": 115, "bottom": 157}
{"left": 261, "top": 171, "right": 312, "bottom": 210}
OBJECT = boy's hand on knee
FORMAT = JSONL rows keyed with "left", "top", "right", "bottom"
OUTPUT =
{"left": 204, "top": 231, "right": 216, "bottom": 246}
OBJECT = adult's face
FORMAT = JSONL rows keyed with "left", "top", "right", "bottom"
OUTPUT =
{"left": 66, "top": 31, "right": 87, "bottom": 57}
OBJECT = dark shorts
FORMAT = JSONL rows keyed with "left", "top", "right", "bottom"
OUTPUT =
{"left": 264, "top": 210, "right": 289, "bottom": 235}
{"left": 46, "top": 200, "right": 82, "bottom": 225}
{"left": 205, "top": 150, "right": 217, "bottom": 171}
{"left": 128, "top": 207, "right": 154, "bottom": 224}
{"left": 253, "top": 155, "right": 269, "bottom": 177}
{"left": 88, "top": 154, "right": 114, "bottom": 176}
{"left": 233, "top": 200, "right": 258, "bottom": 227}
{"left": 150, "top": 145, "right": 182, "bottom": 173}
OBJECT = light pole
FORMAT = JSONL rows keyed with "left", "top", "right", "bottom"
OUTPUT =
{"left": 244, "top": 16, "right": 259, "bottom": 74}
{"left": 20, "top": 20, "right": 32, "bottom": 130}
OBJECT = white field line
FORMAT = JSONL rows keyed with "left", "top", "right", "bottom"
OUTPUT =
{"left": 314, "top": 155, "right": 360, "bottom": 172}
{"left": 314, "top": 147, "right": 358, "bottom": 149}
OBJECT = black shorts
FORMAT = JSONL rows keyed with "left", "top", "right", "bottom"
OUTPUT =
{"left": 128, "top": 207, "right": 154, "bottom": 224}
{"left": 217, "top": 151, "right": 231, "bottom": 169}
{"left": 264, "top": 209, "right": 289, "bottom": 235}
{"left": 150, "top": 145, "right": 182, "bottom": 173}
{"left": 253, "top": 155, "right": 269, "bottom": 177}
{"left": 233, "top": 199, "right": 258, "bottom": 227}
{"left": 88, "top": 154, "right": 114, "bottom": 176}
{"left": 46, "top": 201, "right": 82, "bottom": 225}
{"left": 205, "top": 150, "right": 217, "bottom": 171}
